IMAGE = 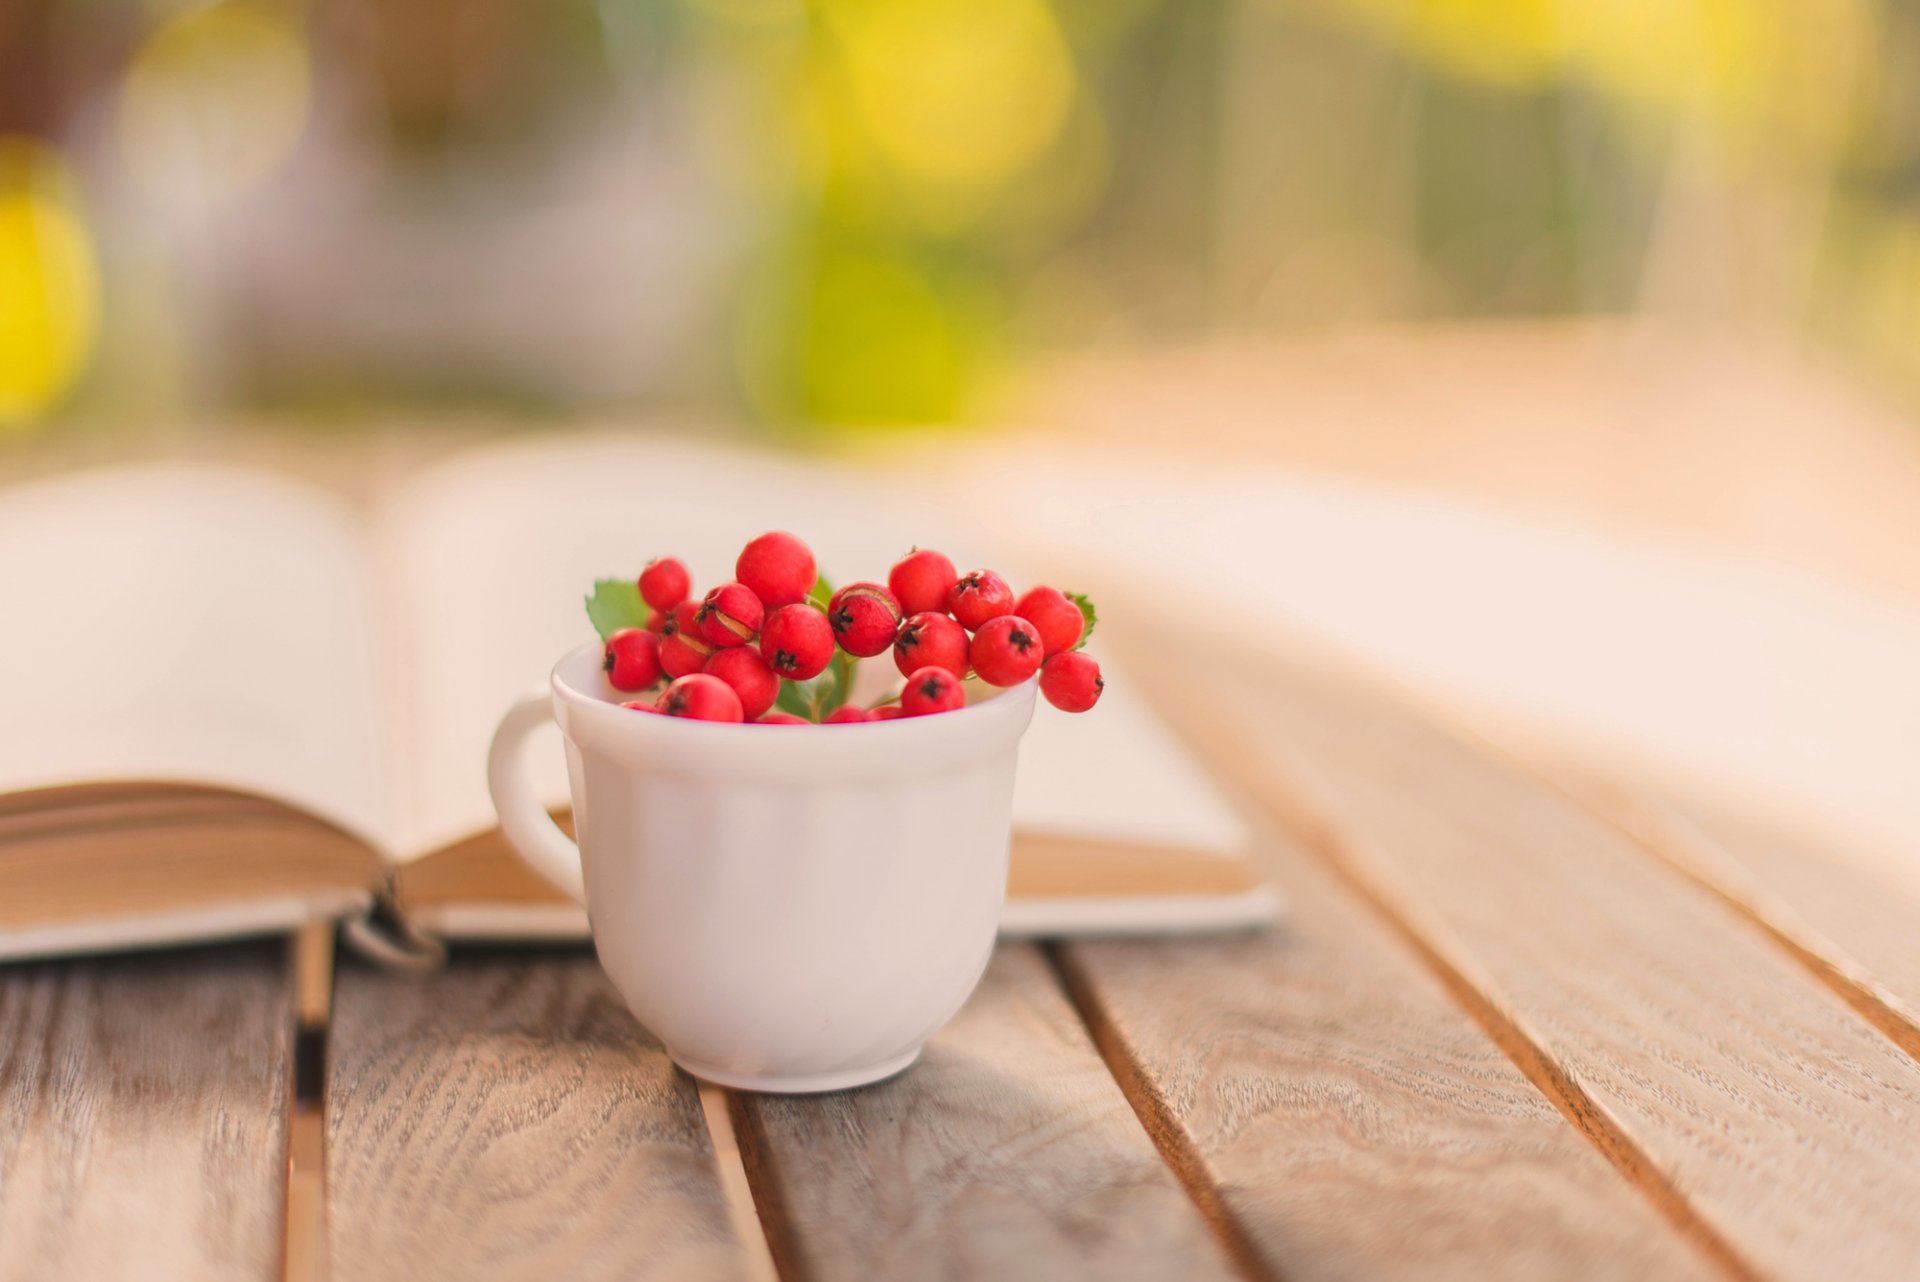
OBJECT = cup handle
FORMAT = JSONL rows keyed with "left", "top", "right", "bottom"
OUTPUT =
{"left": 486, "top": 692, "right": 587, "bottom": 906}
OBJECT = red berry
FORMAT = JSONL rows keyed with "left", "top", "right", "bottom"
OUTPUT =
{"left": 887, "top": 548, "right": 957, "bottom": 617}
{"left": 656, "top": 673, "right": 744, "bottom": 722}
{"left": 947, "top": 570, "right": 1015, "bottom": 631}
{"left": 893, "top": 611, "right": 969, "bottom": 681}
{"left": 1012, "top": 586, "right": 1084, "bottom": 656}
{"left": 1039, "top": 650, "right": 1104, "bottom": 712}
{"left": 900, "top": 666, "right": 965, "bottom": 716}
{"left": 759, "top": 603, "right": 835, "bottom": 680}
{"left": 697, "top": 581, "right": 764, "bottom": 648}
{"left": 639, "top": 558, "right": 691, "bottom": 612}
{"left": 620, "top": 700, "right": 659, "bottom": 713}
{"left": 659, "top": 600, "right": 714, "bottom": 678}
{"left": 602, "top": 627, "right": 663, "bottom": 692}
{"left": 870, "top": 705, "right": 907, "bottom": 720}
{"left": 646, "top": 611, "right": 667, "bottom": 635}
{"left": 823, "top": 704, "right": 874, "bottom": 724}
{"left": 969, "top": 614, "right": 1044, "bottom": 687}
{"left": 758, "top": 712, "right": 809, "bottom": 725}
{"left": 736, "top": 532, "right": 817, "bottom": 609}
{"left": 703, "top": 646, "right": 780, "bottom": 720}
{"left": 827, "top": 582, "right": 901, "bottom": 658}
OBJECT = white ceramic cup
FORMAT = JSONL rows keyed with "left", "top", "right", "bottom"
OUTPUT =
{"left": 487, "top": 642, "right": 1037, "bottom": 1093}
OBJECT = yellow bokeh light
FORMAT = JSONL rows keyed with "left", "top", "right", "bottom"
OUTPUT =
{"left": 1564, "top": 0, "right": 1770, "bottom": 126}
{"left": 1302, "top": 0, "right": 1565, "bottom": 88}
{"left": 1410, "top": 0, "right": 1564, "bottom": 88}
{"left": 119, "top": 1, "right": 312, "bottom": 203}
{"left": 0, "top": 140, "right": 99, "bottom": 429}
{"left": 735, "top": 243, "right": 994, "bottom": 427}
{"left": 1304, "top": 0, "right": 1876, "bottom": 157}
{"left": 825, "top": 0, "right": 1077, "bottom": 194}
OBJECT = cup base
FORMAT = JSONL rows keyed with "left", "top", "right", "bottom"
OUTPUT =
{"left": 672, "top": 1046, "right": 923, "bottom": 1094}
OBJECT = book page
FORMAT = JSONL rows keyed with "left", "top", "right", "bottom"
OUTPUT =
{"left": 375, "top": 432, "right": 1252, "bottom": 866}
{"left": 0, "top": 465, "right": 391, "bottom": 848}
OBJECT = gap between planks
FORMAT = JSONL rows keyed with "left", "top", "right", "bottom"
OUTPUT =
{"left": 283, "top": 923, "right": 334, "bottom": 1282}
{"left": 716, "top": 944, "right": 1244, "bottom": 1282}
{"left": 1105, "top": 625, "right": 1767, "bottom": 1282}
{"left": 1229, "top": 644, "right": 1920, "bottom": 1074}
{"left": 695, "top": 1083, "right": 783, "bottom": 1282}
{"left": 1534, "top": 773, "right": 1920, "bottom": 1066}
{"left": 1203, "top": 623, "right": 1920, "bottom": 1075}
{"left": 1041, "top": 943, "right": 1278, "bottom": 1282}
{"left": 304, "top": 944, "right": 781, "bottom": 1282}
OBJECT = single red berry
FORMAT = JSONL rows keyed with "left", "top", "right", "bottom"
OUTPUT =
{"left": 1012, "top": 586, "right": 1084, "bottom": 656}
{"left": 900, "top": 666, "right": 965, "bottom": 716}
{"left": 827, "top": 582, "right": 901, "bottom": 657}
{"left": 870, "top": 705, "right": 907, "bottom": 720}
{"left": 736, "top": 531, "right": 817, "bottom": 609}
{"left": 758, "top": 711, "right": 809, "bottom": 725}
{"left": 947, "top": 569, "right": 1015, "bottom": 631}
{"left": 887, "top": 548, "right": 957, "bottom": 617}
{"left": 893, "top": 611, "right": 969, "bottom": 681}
{"left": 1039, "top": 650, "right": 1104, "bottom": 712}
{"left": 655, "top": 673, "right": 744, "bottom": 722}
{"left": 658, "top": 600, "right": 714, "bottom": 678}
{"left": 646, "top": 611, "right": 667, "bottom": 635}
{"left": 639, "top": 557, "right": 691, "bottom": 612}
{"left": 823, "top": 705, "right": 874, "bottom": 724}
{"left": 759, "top": 603, "right": 834, "bottom": 680}
{"left": 969, "top": 614, "right": 1044, "bottom": 687}
{"left": 619, "top": 700, "right": 659, "bottom": 713}
{"left": 602, "top": 627, "right": 663, "bottom": 692}
{"left": 697, "top": 581, "right": 764, "bottom": 648}
{"left": 703, "top": 647, "right": 780, "bottom": 720}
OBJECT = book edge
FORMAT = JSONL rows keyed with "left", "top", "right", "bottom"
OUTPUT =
{"left": 0, "top": 889, "right": 373, "bottom": 963}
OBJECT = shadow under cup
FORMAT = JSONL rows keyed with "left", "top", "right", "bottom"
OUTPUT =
{"left": 515, "top": 642, "right": 1038, "bottom": 1094}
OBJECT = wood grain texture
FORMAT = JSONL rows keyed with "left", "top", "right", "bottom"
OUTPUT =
{"left": 733, "top": 944, "right": 1240, "bottom": 1282}
{"left": 1055, "top": 825, "right": 1716, "bottom": 1282}
{"left": 1668, "top": 806, "right": 1920, "bottom": 1021}
{"left": 1123, "top": 627, "right": 1920, "bottom": 1282}
{"left": 327, "top": 952, "right": 747, "bottom": 1282}
{"left": 1576, "top": 786, "right": 1920, "bottom": 1057}
{"left": 0, "top": 944, "right": 290, "bottom": 1282}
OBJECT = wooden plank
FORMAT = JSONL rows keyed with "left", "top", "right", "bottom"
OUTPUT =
{"left": 326, "top": 952, "right": 748, "bottom": 1282}
{"left": 1121, "top": 626, "right": 1920, "bottom": 1282}
{"left": 1668, "top": 806, "right": 1920, "bottom": 1021}
{"left": 1055, "top": 824, "right": 1717, "bottom": 1282}
{"left": 732, "top": 944, "right": 1240, "bottom": 1282}
{"left": 0, "top": 943, "right": 290, "bottom": 1282}
{"left": 1570, "top": 784, "right": 1920, "bottom": 1058}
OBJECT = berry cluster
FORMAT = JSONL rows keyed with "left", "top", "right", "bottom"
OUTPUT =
{"left": 590, "top": 532, "right": 1104, "bottom": 725}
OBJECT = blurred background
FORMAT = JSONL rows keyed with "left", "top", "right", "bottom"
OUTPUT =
{"left": 2, "top": 0, "right": 1917, "bottom": 431}
{"left": 2, "top": 0, "right": 1918, "bottom": 861}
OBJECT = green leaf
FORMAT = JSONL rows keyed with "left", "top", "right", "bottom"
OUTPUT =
{"left": 585, "top": 579, "right": 649, "bottom": 642}
{"left": 1067, "top": 592, "right": 1097, "bottom": 648}
{"left": 807, "top": 573, "right": 834, "bottom": 611}
{"left": 774, "top": 677, "right": 816, "bottom": 719}
{"left": 816, "top": 649, "right": 855, "bottom": 717}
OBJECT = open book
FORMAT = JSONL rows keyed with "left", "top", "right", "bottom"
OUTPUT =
{"left": 0, "top": 435, "right": 1275, "bottom": 962}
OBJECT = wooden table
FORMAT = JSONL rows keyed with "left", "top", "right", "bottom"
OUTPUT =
{"left": 5, "top": 635, "right": 1919, "bottom": 1282}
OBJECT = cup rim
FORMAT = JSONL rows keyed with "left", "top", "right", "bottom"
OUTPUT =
{"left": 551, "top": 640, "right": 1038, "bottom": 740}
